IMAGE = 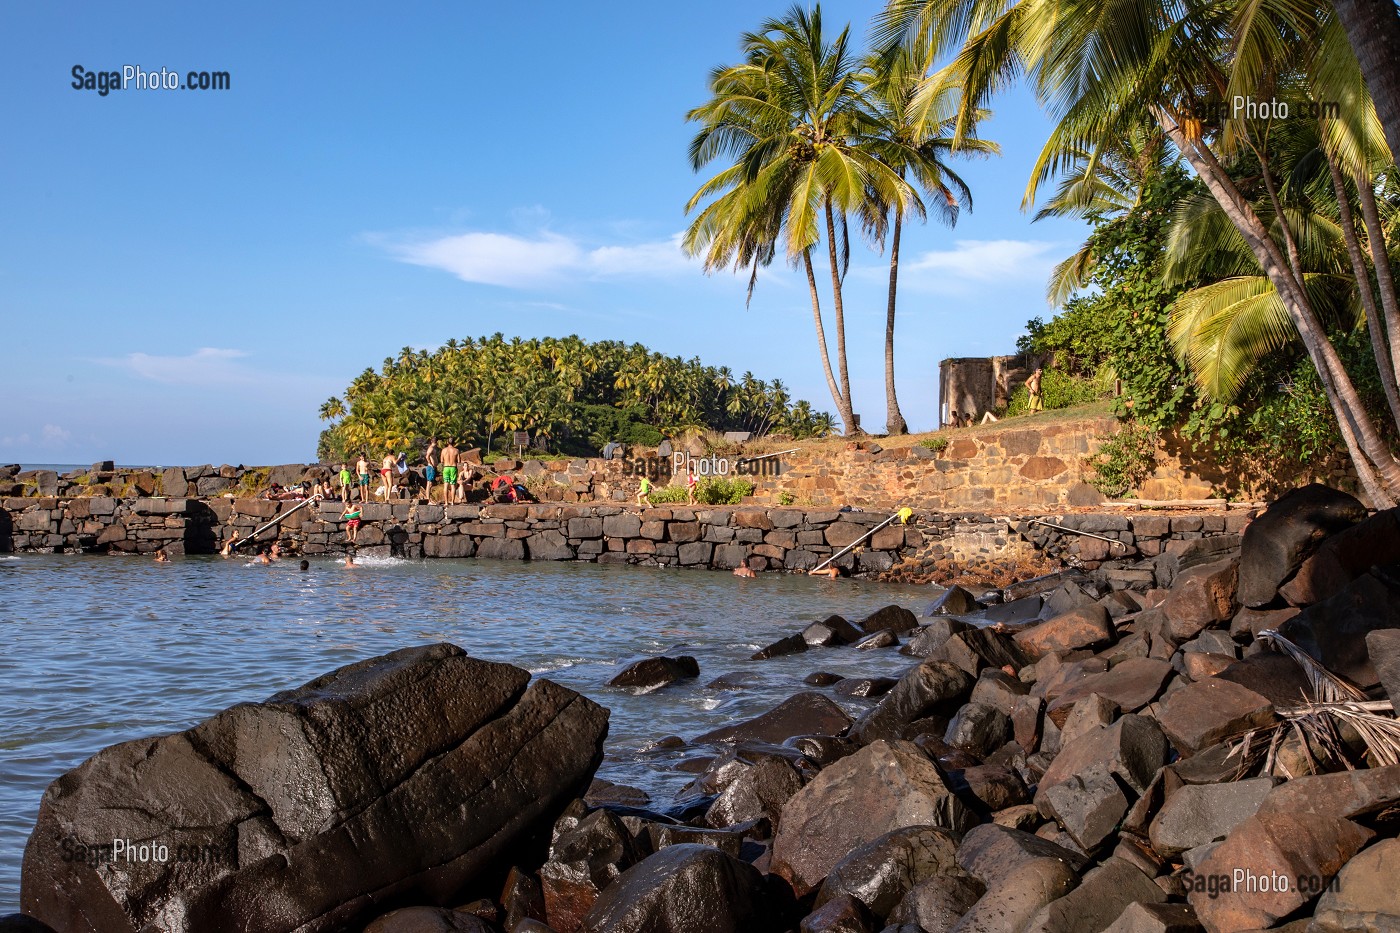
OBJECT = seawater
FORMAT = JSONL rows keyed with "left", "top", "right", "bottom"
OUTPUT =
{"left": 0, "top": 553, "right": 936, "bottom": 910}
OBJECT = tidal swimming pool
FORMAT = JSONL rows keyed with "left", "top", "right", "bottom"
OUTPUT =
{"left": 0, "top": 553, "right": 935, "bottom": 909}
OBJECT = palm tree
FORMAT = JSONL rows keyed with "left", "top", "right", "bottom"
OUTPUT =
{"left": 1329, "top": 0, "right": 1400, "bottom": 164}
{"left": 860, "top": 49, "right": 997, "bottom": 434}
{"left": 685, "top": 4, "right": 918, "bottom": 434}
{"left": 877, "top": 0, "right": 1400, "bottom": 503}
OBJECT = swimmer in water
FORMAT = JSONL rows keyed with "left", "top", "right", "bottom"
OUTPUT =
{"left": 299, "top": 559, "right": 310, "bottom": 572}
{"left": 154, "top": 549, "right": 169, "bottom": 563}
{"left": 733, "top": 557, "right": 756, "bottom": 578}
{"left": 808, "top": 565, "right": 842, "bottom": 579}
{"left": 220, "top": 530, "right": 240, "bottom": 558}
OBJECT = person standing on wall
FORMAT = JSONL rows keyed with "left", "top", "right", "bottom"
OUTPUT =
{"left": 423, "top": 438, "right": 439, "bottom": 504}
{"left": 1026, "top": 368, "right": 1045, "bottom": 413}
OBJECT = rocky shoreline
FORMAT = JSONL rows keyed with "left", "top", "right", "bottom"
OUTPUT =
{"left": 6, "top": 484, "right": 1400, "bottom": 933}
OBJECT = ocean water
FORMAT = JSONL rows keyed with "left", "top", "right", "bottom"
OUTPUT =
{"left": 0, "top": 554, "right": 937, "bottom": 910}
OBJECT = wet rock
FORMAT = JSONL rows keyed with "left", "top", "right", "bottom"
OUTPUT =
{"left": 1024, "top": 857, "right": 1165, "bottom": 933}
{"left": 693, "top": 693, "right": 852, "bottom": 745}
{"left": 540, "top": 807, "right": 640, "bottom": 933}
{"left": 957, "top": 824, "right": 1089, "bottom": 882}
{"left": 856, "top": 630, "right": 900, "bottom": 650}
{"left": 752, "top": 633, "right": 808, "bottom": 660}
{"left": 993, "top": 805, "right": 1041, "bottom": 831}
{"left": 860, "top": 605, "right": 920, "bottom": 634}
{"left": 1012, "top": 695, "right": 1045, "bottom": 752}
{"left": 1311, "top": 838, "right": 1400, "bottom": 933}
{"left": 501, "top": 866, "right": 548, "bottom": 931}
{"left": 805, "top": 672, "right": 845, "bottom": 687}
{"left": 887, "top": 872, "right": 985, "bottom": 931}
{"left": 958, "top": 765, "right": 1030, "bottom": 812}
{"left": 834, "top": 677, "right": 898, "bottom": 698}
{"left": 800, "top": 894, "right": 873, "bottom": 933}
{"left": 704, "top": 756, "right": 805, "bottom": 829}
{"left": 1160, "top": 559, "right": 1238, "bottom": 641}
{"left": 1102, "top": 902, "right": 1199, "bottom": 933}
{"left": 1236, "top": 484, "right": 1365, "bottom": 607}
{"left": 607, "top": 656, "right": 699, "bottom": 691}
{"left": 787, "top": 735, "right": 860, "bottom": 768}
{"left": 814, "top": 825, "right": 961, "bottom": 918}
{"left": 1154, "top": 678, "right": 1275, "bottom": 757}
{"left": 1015, "top": 606, "right": 1115, "bottom": 661}
{"left": 850, "top": 660, "right": 975, "bottom": 745}
{"left": 1277, "top": 568, "right": 1400, "bottom": 686}
{"left": 804, "top": 615, "right": 865, "bottom": 646}
{"left": 1278, "top": 508, "right": 1400, "bottom": 607}
{"left": 707, "top": 671, "right": 763, "bottom": 691}
{"left": 645, "top": 824, "right": 745, "bottom": 858}
{"left": 1147, "top": 778, "right": 1274, "bottom": 858}
{"left": 900, "top": 619, "right": 975, "bottom": 658}
{"left": 1038, "top": 715, "right": 1167, "bottom": 797}
{"left": 955, "top": 826, "right": 1086, "bottom": 933}
{"left": 944, "top": 703, "right": 1011, "bottom": 757}
{"left": 580, "top": 844, "right": 769, "bottom": 933}
{"left": 19, "top": 644, "right": 608, "bottom": 933}
{"left": 1188, "top": 766, "right": 1400, "bottom": 932}
{"left": 585, "top": 779, "right": 650, "bottom": 808}
{"left": 362, "top": 907, "right": 494, "bottom": 933}
{"left": 927, "top": 585, "right": 978, "bottom": 616}
{"left": 771, "top": 740, "right": 977, "bottom": 897}
{"left": 0, "top": 917, "right": 56, "bottom": 933}
{"left": 933, "top": 627, "right": 1030, "bottom": 677}
{"left": 1036, "top": 770, "right": 1129, "bottom": 851}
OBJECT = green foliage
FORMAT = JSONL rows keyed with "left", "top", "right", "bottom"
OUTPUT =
{"left": 318, "top": 335, "right": 832, "bottom": 460}
{"left": 1086, "top": 424, "right": 1158, "bottom": 498}
{"left": 777, "top": 491, "right": 796, "bottom": 505}
{"left": 1004, "top": 369, "right": 1113, "bottom": 416}
{"left": 694, "top": 477, "right": 755, "bottom": 505}
{"left": 918, "top": 435, "right": 949, "bottom": 452}
{"left": 647, "top": 485, "right": 690, "bottom": 504}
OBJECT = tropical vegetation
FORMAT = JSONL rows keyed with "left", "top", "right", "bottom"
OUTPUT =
{"left": 316, "top": 335, "right": 834, "bottom": 461}
{"left": 877, "top": 0, "right": 1400, "bottom": 502}
{"left": 683, "top": 5, "right": 993, "bottom": 435}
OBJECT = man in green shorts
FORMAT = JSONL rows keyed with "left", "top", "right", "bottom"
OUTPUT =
{"left": 441, "top": 438, "right": 460, "bottom": 505}
{"left": 338, "top": 463, "right": 353, "bottom": 503}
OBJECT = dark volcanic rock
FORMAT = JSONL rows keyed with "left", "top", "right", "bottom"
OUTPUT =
{"left": 1279, "top": 508, "right": 1400, "bottom": 606}
{"left": 1147, "top": 777, "right": 1274, "bottom": 857}
{"left": 799, "top": 894, "right": 873, "bottom": 933}
{"left": 1023, "top": 857, "right": 1165, "bottom": 933}
{"left": 770, "top": 740, "right": 977, "bottom": 897}
{"left": 1046, "top": 658, "right": 1173, "bottom": 725}
{"left": 580, "top": 844, "right": 769, "bottom": 933}
{"left": 804, "top": 672, "right": 845, "bottom": 687}
{"left": 1160, "top": 558, "right": 1238, "bottom": 641}
{"left": 1368, "top": 629, "right": 1400, "bottom": 708}
{"left": 955, "top": 825, "right": 1086, "bottom": 933}
{"left": 854, "top": 630, "right": 899, "bottom": 650}
{"left": 814, "top": 825, "right": 960, "bottom": 918}
{"left": 926, "top": 585, "right": 978, "bottom": 616}
{"left": 886, "top": 872, "right": 985, "bottom": 931}
{"left": 363, "top": 907, "right": 494, "bottom": 933}
{"left": 0, "top": 917, "right": 56, "bottom": 933}
{"left": 752, "top": 633, "right": 808, "bottom": 660}
{"left": 1312, "top": 837, "right": 1400, "bottom": 933}
{"left": 704, "top": 755, "right": 805, "bottom": 829}
{"left": 859, "top": 604, "right": 919, "bottom": 635}
{"left": 1155, "top": 677, "right": 1275, "bottom": 757}
{"left": 850, "top": 659, "right": 974, "bottom": 745}
{"left": 900, "top": 618, "right": 975, "bottom": 658}
{"left": 707, "top": 671, "right": 763, "bottom": 691}
{"left": 1277, "top": 567, "right": 1400, "bottom": 686}
{"left": 1014, "top": 606, "right": 1114, "bottom": 660}
{"left": 1236, "top": 484, "right": 1366, "bottom": 607}
{"left": 540, "top": 807, "right": 640, "bottom": 933}
{"left": 693, "top": 693, "right": 851, "bottom": 745}
{"left": 932, "top": 627, "right": 1030, "bottom": 677}
{"left": 607, "top": 655, "right": 699, "bottom": 691}
{"left": 20, "top": 644, "right": 608, "bottom": 933}
{"left": 833, "top": 677, "right": 898, "bottom": 698}
{"left": 803, "top": 615, "right": 865, "bottom": 646}
{"left": 1102, "top": 902, "right": 1200, "bottom": 933}
{"left": 1038, "top": 715, "right": 1167, "bottom": 796}
{"left": 943, "top": 702, "right": 1011, "bottom": 757}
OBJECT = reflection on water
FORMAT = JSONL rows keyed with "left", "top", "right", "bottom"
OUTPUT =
{"left": 0, "top": 553, "right": 935, "bottom": 909}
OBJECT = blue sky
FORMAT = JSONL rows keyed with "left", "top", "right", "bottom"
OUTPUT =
{"left": 0, "top": 1, "right": 1088, "bottom": 466}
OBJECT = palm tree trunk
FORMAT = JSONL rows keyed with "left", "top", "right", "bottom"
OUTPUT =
{"left": 1331, "top": 0, "right": 1400, "bottom": 164}
{"left": 1355, "top": 172, "right": 1400, "bottom": 394}
{"left": 884, "top": 210, "right": 909, "bottom": 435}
{"left": 1155, "top": 107, "right": 1400, "bottom": 504}
{"left": 1326, "top": 154, "right": 1400, "bottom": 426}
{"left": 802, "top": 249, "right": 855, "bottom": 431}
{"left": 824, "top": 198, "right": 860, "bottom": 433}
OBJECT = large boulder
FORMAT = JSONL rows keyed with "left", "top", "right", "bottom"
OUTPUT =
{"left": 540, "top": 806, "right": 640, "bottom": 933}
{"left": 1236, "top": 484, "right": 1366, "bottom": 608}
{"left": 1277, "top": 507, "right": 1400, "bottom": 607}
{"left": 860, "top": 605, "right": 920, "bottom": 635}
{"left": 1014, "top": 606, "right": 1115, "bottom": 661}
{"left": 1154, "top": 678, "right": 1275, "bottom": 757}
{"left": 954, "top": 825, "right": 1086, "bottom": 933}
{"left": 850, "top": 660, "right": 974, "bottom": 745}
{"left": 1277, "top": 567, "right": 1400, "bottom": 686}
{"left": 1023, "top": 857, "right": 1165, "bottom": 933}
{"left": 1311, "top": 838, "right": 1400, "bottom": 933}
{"left": 1159, "top": 559, "right": 1238, "bottom": 641}
{"left": 607, "top": 656, "right": 699, "bottom": 692}
{"left": 770, "top": 740, "right": 977, "bottom": 897}
{"left": 1038, "top": 715, "right": 1167, "bottom": 797}
{"left": 580, "top": 844, "right": 770, "bottom": 933}
{"left": 20, "top": 645, "right": 609, "bottom": 933}
{"left": 693, "top": 693, "right": 851, "bottom": 745}
{"left": 814, "top": 826, "right": 961, "bottom": 919}
{"left": 1188, "top": 767, "right": 1400, "bottom": 932}
{"left": 1147, "top": 777, "right": 1275, "bottom": 857}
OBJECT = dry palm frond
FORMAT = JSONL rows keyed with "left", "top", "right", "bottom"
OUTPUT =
{"left": 1257, "top": 629, "right": 1369, "bottom": 704}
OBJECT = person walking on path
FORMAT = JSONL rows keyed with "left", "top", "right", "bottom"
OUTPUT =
{"left": 1026, "top": 368, "right": 1045, "bottom": 413}
{"left": 424, "top": 438, "right": 439, "bottom": 504}
{"left": 441, "top": 440, "right": 460, "bottom": 505}
{"left": 637, "top": 475, "right": 653, "bottom": 507}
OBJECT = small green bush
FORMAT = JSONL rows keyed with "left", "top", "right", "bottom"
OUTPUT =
{"left": 918, "top": 435, "right": 950, "bottom": 453}
{"left": 696, "top": 477, "right": 755, "bottom": 504}
{"left": 648, "top": 485, "right": 689, "bottom": 503}
{"left": 1086, "top": 423, "right": 1157, "bottom": 498}
{"left": 777, "top": 491, "right": 795, "bottom": 505}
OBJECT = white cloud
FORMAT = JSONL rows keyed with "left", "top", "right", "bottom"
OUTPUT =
{"left": 898, "top": 239, "right": 1061, "bottom": 287}
{"left": 380, "top": 229, "right": 697, "bottom": 288}
{"left": 40, "top": 424, "right": 71, "bottom": 446}
{"left": 98, "top": 347, "right": 255, "bottom": 386}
